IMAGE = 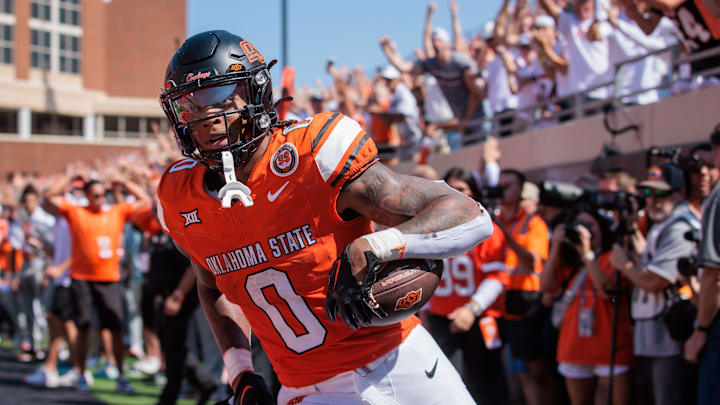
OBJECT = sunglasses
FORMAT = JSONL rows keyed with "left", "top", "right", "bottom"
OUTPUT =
{"left": 89, "top": 192, "right": 107, "bottom": 199}
{"left": 640, "top": 187, "right": 672, "bottom": 198}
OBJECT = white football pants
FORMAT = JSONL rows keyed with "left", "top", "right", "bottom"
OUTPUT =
{"left": 276, "top": 324, "right": 476, "bottom": 405}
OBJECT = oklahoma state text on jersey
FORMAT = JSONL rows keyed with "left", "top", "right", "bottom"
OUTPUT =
{"left": 157, "top": 112, "right": 419, "bottom": 388}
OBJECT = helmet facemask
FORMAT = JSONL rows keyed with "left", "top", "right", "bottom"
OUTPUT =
{"left": 161, "top": 67, "right": 276, "bottom": 172}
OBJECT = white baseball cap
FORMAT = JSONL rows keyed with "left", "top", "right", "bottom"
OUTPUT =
{"left": 481, "top": 21, "right": 495, "bottom": 40}
{"left": 381, "top": 65, "right": 401, "bottom": 80}
{"left": 431, "top": 27, "right": 451, "bottom": 43}
{"left": 534, "top": 15, "right": 555, "bottom": 29}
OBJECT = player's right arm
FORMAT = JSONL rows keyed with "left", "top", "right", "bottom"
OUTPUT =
{"left": 173, "top": 241, "right": 250, "bottom": 378}
{"left": 173, "top": 241, "right": 271, "bottom": 404}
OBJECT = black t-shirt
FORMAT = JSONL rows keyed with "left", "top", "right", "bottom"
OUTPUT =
{"left": 145, "top": 232, "right": 190, "bottom": 292}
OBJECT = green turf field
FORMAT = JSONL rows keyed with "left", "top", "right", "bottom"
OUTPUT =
{"left": 88, "top": 357, "right": 199, "bottom": 405}
{"left": 0, "top": 338, "right": 202, "bottom": 405}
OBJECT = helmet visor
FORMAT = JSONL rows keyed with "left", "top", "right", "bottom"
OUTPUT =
{"left": 171, "top": 82, "right": 250, "bottom": 125}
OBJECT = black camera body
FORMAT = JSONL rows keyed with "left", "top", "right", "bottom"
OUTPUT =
{"left": 678, "top": 229, "right": 702, "bottom": 277}
{"left": 538, "top": 181, "right": 645, "bottom": 212}
{"left": 564, "top": 220, "right": 583, "bottom": 245}
{"left": 648, "top": 146, "right": 705, "bottom": 172}
{"left": 677, "top": 256, "right": 699, "bottom": 277}
{"left": 479, "top": 186, "right": 505, "bottom": 201}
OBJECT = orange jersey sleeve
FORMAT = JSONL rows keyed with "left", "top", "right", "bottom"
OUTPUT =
{"left": 130, "top": 205, "right": 163, "bottom": 235}
{"left": 307, "top": 111, "right": 378, "bottom": 189}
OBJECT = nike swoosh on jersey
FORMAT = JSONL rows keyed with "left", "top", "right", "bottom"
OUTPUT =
{"left": 425, "top": 358, "right": 438, "bottom": 378}
{"left": 267, "top": 181, "right": 290, "bottom": 202}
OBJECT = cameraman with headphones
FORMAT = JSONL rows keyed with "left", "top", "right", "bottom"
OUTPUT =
{"left": 685, "top": 124, "right": 720, "bottom": 405}
{"left": 609, "top": 163, "right": 698, "bottom": 405}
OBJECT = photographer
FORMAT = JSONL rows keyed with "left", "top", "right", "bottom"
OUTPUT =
{"left": 683, "top": 144, "right": 715, "bottom": 219}
{"left": 685, "top": 125, "right": 720, "bottom": 405}
{"left": 496, "top": 168, "right": 555, "bottom": 405}
{"left": 609, "top": 164, "right": 697, "bottom": 405}
{"left": 541, "top": 206, "right": 632, "bottom": 405}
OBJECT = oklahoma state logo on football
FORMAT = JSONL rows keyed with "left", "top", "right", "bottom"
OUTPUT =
{"left": 394, "top": 288, "right": 423, "bottom": 311}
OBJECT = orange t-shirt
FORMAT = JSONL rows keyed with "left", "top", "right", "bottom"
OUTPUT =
{"left": 429, "top": 222, "right": 507, "bottom": 319}
{"left": 157, "top": 112, "right": 419, "bottom": 388}
{"left": 130, "top": 205, "right": 163, "bottom": 235}
{"left": 500, "top": 210, "right": 549, "bottom": 320}
{"left": 370, "top": 100, "right": 398, "bottom": 145}
{"left": 556, "top": 252, "right": 634, "bottom": 366}
{"left": 0, "top": 239, "right": 22, "bottom": 272}
{"left": 58, "top": 201, "right": 135, "bottom": 282}
{"left": 501, "top": 211, "right": 549, "bottom": 277}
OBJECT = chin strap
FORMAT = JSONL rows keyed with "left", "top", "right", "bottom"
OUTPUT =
{"left": 218, "top": 151, "right": 254, "bottom": 208}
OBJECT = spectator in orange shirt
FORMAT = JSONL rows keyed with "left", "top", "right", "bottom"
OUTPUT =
{"left": 495, "top": 168, "right": 555, "bottom": 405}
{"left": 43, "top": 171, "right": 150, "bottom": 393}
{"left": 541, "top": 206, "right": 633, "bottom": 405}
{"left": 426, "top": 167, "right": 509, "bottom": 404}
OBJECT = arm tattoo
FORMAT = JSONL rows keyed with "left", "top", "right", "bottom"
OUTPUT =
{"left": 346, "top": 163, "right": 482, "bottom": 234}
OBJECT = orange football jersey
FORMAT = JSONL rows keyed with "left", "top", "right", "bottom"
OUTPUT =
{"left": 58, "top": 201, "right": 135, "bottom": 282}
{"left": 429, "top": 222, "right": 507, "bottom": 318}
{"left": 157, "top": 112, "right": 419, "bottom": 388}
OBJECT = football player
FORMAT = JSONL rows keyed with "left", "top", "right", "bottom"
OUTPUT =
{"left": 156, "top": 30, "right": 493, "bottom": 405}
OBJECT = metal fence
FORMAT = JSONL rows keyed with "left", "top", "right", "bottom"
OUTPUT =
{"left": 381, "top": 44, "right": 720, "bottom": 160}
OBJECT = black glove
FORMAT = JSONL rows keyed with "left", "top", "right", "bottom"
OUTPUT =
{"left": 324, "top": 247, "right": 388, "bottom": 329}
{"left": 214, "top": 373, "right": 273, "bottom": 405}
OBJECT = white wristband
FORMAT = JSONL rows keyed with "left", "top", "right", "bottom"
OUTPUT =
{"left": 361, "top": 228, "right": 407, "bottom": 261}
{"left": 223, "top": 347, "right": 253, "bottom": 387}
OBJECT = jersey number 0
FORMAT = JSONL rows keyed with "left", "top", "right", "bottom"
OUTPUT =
{"left": 245, "top": 268, "right": 327, "bottom": 354}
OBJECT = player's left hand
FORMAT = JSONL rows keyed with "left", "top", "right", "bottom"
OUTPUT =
{"left": 324, "top": 246, "right": 387, "bottom": 329}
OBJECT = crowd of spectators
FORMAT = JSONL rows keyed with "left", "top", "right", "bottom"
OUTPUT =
{"left": 1, "top": 118, "right": 719, "bottom": 404}
{"left": 280, "top": 0, "right": 719, "bottom": 161}
{"left": 419, "top": 124, "right": 720, "bottom": 405}
{"left": 0, "top": 128, "right": 227, "bottom": 403}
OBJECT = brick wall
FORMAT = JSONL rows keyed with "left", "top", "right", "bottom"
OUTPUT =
{"left": 15, "top": 0, "right": 29, "bottom": 80}
{"left": 82, "top": 0, "right": 107, "bottom": 91}
{"left": 102, "top": 0, "right": 186, "bottom": 99}
{"left": 0, "top": 140, "right": 143, "bottom": 175}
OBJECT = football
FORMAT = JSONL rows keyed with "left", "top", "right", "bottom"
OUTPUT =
{"left": 367, "top": 259, "right": 444, "bottom": 326}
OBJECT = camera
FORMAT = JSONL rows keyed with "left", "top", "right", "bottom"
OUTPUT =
{"left": 564, "top": 220, "right": 583, "bottom": 245}
{"left": 677, "top": 257, "right": 699, "bottom": 277}
{"left": 538, "top": 181, "right": 645, "bottom": 212}
{"left": 648, "top": 146, "right": 682, "bottom": 165}
{"left": 479, "top": 186, "right": 504, "bottom": 201}
{"left": 678, "top": 229, "right": 701, "bottom": 277}
{"left": 648, "top": 146, "right": 705, "bottom": 172}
